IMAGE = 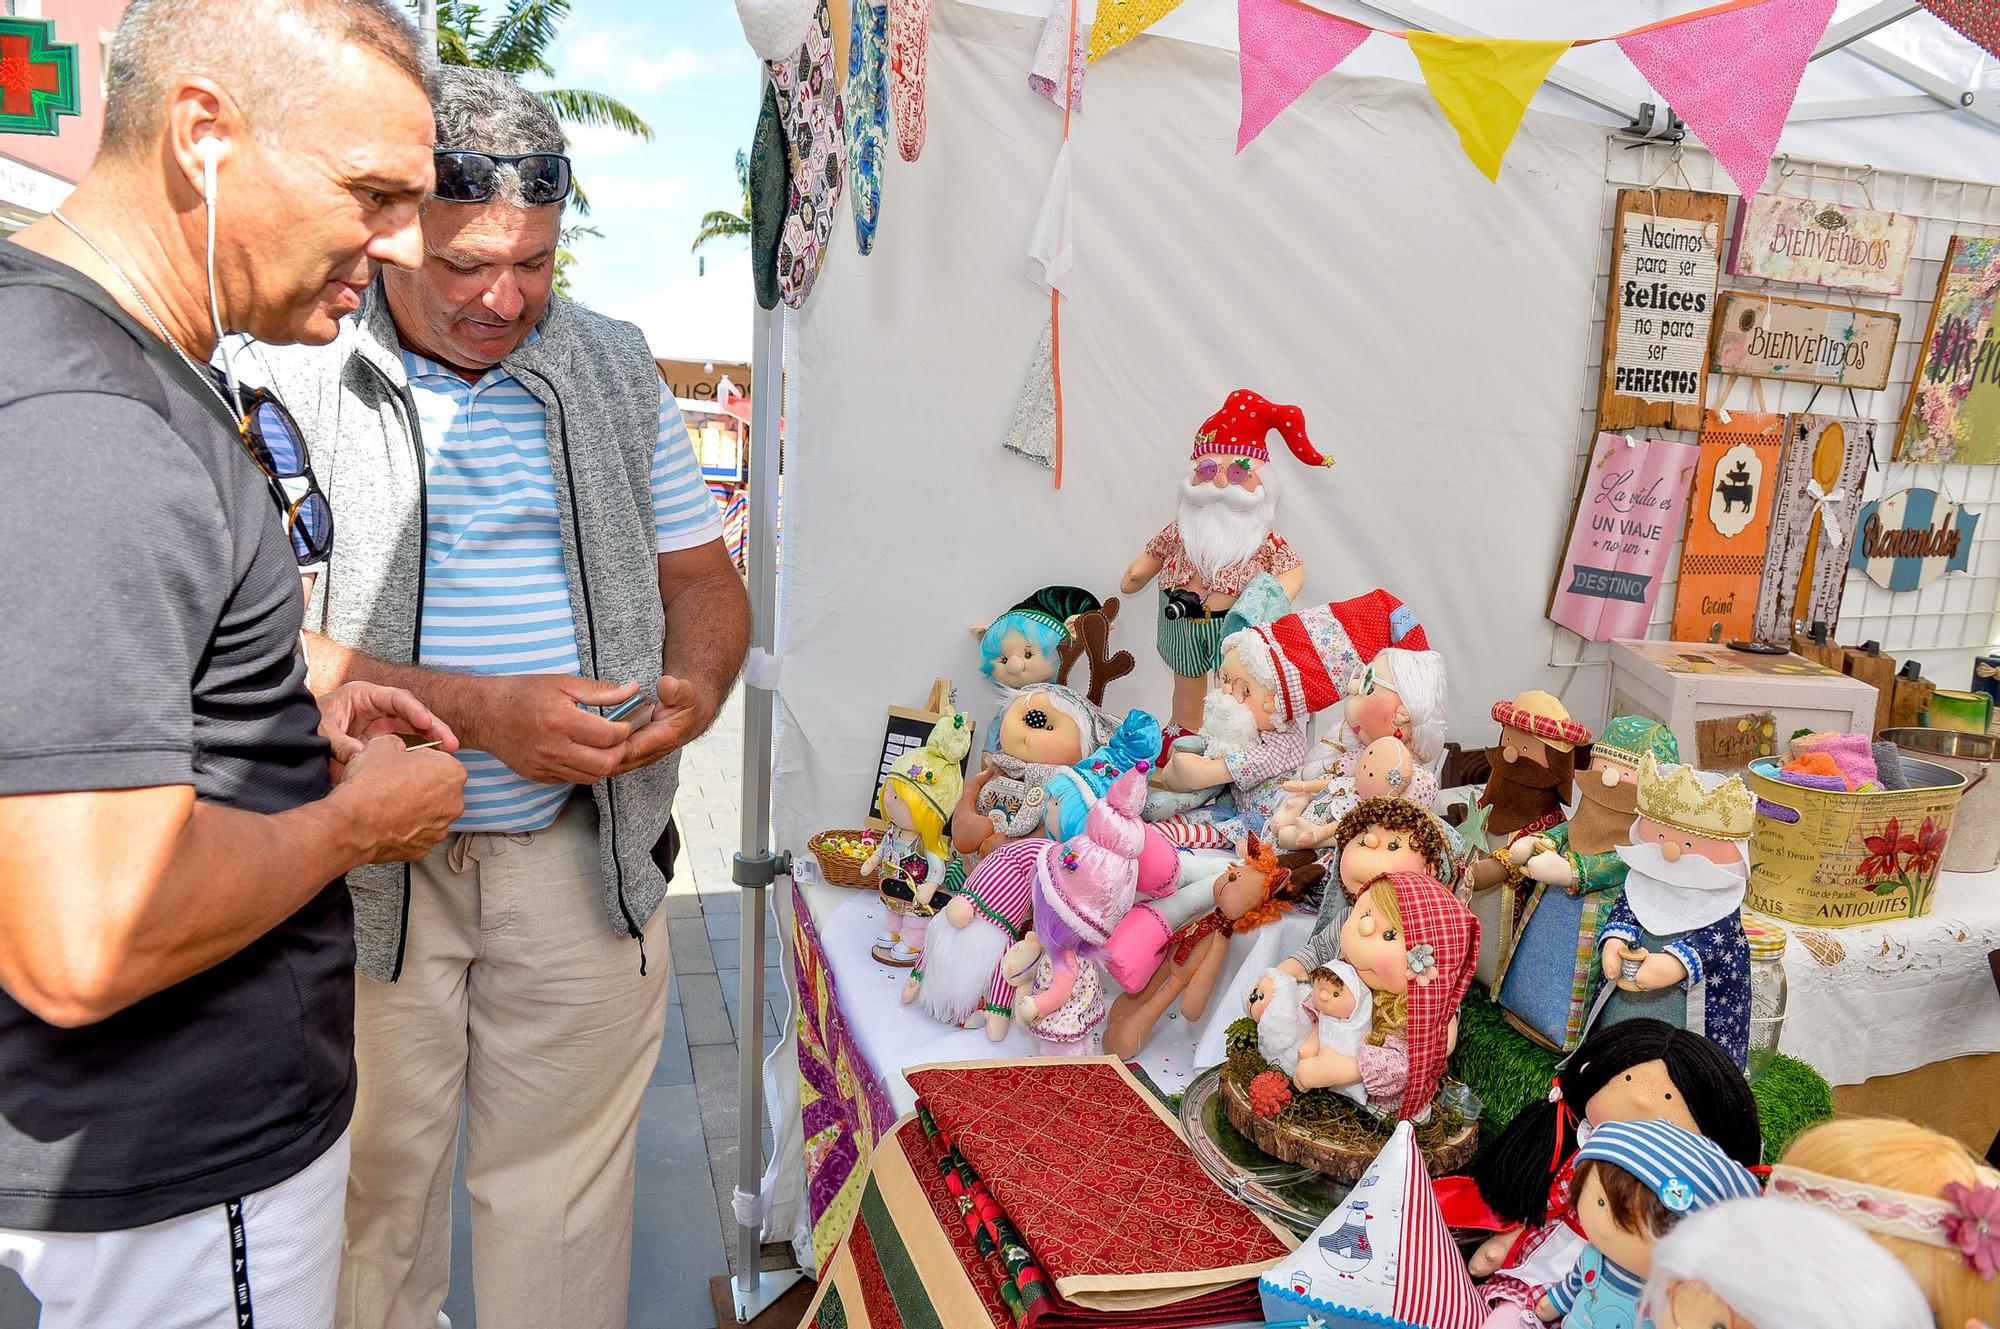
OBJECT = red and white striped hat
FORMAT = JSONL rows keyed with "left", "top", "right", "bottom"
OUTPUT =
{"left": 1230, "top": 590, "right": 1430, "bottom": 724}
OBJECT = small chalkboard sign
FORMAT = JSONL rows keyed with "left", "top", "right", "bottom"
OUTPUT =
{"left": 866, "top": 678, "right": 974, "bottom": 830}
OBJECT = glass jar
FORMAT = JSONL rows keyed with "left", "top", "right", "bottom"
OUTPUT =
{"left": 1744, "top": 914, "right": 1788, "bottom": 1056}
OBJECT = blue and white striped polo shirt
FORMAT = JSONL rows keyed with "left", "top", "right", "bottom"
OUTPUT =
{"left": 403, "top": 341, "right": 724, "bottom": 832}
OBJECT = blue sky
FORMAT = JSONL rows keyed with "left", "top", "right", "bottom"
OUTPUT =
{"left": 533, "top": 0, "right": 762, "bottom": 341}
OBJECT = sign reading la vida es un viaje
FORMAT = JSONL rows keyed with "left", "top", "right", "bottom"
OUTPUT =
{"left": 1599, "top": 189, "right": 1729, "bottom": 434}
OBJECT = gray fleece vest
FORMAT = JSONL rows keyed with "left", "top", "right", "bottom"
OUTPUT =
{"left": 256, "top": 287, "right": 677, "bottom": 982}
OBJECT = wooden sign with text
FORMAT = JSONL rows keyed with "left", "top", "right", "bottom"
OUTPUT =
{"left": 1727, "top": 195, "right": 1916, "bottom": 295}
{"left": 1711, "top": 291, "right": 1900, "bottom": 391}
{"left": 1670, "top": 410, "right": 1787, "bottom": 643}
{"left": 1598, "top": 189, "right": 1729, "bottom": 434}
{"left": 1696, "top": 712, "right": 1777, "bottom": 770}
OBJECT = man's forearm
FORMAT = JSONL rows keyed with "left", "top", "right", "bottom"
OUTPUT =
{"left": 306, "top": 632, "right": 491, "bottom": 749}
{"left": 663, "top": 570, "right": 751, "bottom": 728}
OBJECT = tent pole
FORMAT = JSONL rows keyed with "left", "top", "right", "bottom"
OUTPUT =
{"left": 726, "top": 275, "right": 802, "bottom": 1319}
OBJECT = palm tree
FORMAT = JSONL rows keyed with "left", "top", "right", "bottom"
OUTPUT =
{"left": 428, "top": 0, "right": 655, "bottom": 217}
{"left": 553, "top": 223, "right": 602, "bottom": 299}
{"left": 691, "top": 150, "right": 753, "bottom": 255}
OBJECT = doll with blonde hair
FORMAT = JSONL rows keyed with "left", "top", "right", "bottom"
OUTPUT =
{"left": 866, "top": 712, "right": 971, "bottom": 966}
{"left": 1774, "top": 1117, "right": 2000, "bottom": 1329}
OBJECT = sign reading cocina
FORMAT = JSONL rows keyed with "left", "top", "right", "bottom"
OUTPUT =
{"left": 1847, "top": 487, "right": 1982, "bottom": 591}
{"left": 1711, "top": 291, "right": 1900, "bottom": 391}
{"left": 1727, "top": 195, "right": 1917, "bottom": 296}
{"left": 1599, "top": 189, "right": 1728, "bottom": 434}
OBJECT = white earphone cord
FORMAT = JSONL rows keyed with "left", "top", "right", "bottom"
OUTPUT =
{"left": 203, "top": 142, "right": 242, "bottom": 419}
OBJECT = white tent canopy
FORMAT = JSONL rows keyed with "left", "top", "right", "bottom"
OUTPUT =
{"left": 748, "top": 0, "right": 2000, "bottom": 1261}
{"left": 618, "top": 246, "right": 753, "bottom": 364}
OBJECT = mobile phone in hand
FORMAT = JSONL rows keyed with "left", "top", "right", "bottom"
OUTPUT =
{"left": 605, "top": 692, "right": 646, "bottom": 724}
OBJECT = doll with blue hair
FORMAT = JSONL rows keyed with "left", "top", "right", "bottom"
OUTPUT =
{"left": 973, "top": 585, "right": 1102, "bottom": 698}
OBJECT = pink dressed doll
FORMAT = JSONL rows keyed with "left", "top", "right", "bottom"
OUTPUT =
{"left": 1006, "top": 766, "right": 1149, "bottom": 1055}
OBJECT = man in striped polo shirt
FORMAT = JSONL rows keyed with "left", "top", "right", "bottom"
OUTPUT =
{"left": 259, "top": 67, "right": 750, "bottom": 1329}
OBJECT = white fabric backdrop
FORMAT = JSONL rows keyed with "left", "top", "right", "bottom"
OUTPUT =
{"left": 774, "top": 1, "right": 1612, "bottom": 846}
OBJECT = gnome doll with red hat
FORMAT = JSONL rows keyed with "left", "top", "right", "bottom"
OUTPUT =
{"left": 1290, "top": 869, "right": 1479, "bottom": 1122}
{"left": 1121, "top": 389, "right": 1332, "bottom": 738}
{"left": 1150, "top": 589, "right": 1430, "bottom": 851}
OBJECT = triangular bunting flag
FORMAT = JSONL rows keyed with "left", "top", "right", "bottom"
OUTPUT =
{"left": 1236, "top": 0, "right": 1370, "bottom": 152}
{"left": 1001, "top": 321, "right": 1058, "bottom": 470}
{"left": 1087, "top": 0, "right": 1182, "bottom": 63}
{"left": 1406, "top": 32, "right": 1571, "bottom": 181}
{"left": 1617, "top": 0, "right": 1837, "bottom": 198}
{"left": 1920, "top": 0, "right": 2000, "bottom": 59}
{"left": 1259, "top": 1123, "right": 1487, "bottom": 1329}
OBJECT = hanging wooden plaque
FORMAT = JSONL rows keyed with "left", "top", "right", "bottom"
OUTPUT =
{"left": 1598, "top": 188, "right": 1730, "bottom": 434}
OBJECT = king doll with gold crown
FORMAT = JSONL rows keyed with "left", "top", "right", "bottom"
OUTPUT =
{"left": 1595, "top": 754, "right": 1756, "bottom": 1069}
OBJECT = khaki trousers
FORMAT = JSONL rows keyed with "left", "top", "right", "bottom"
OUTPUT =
{"left": 336, "top": 795, "right": 670, "bottom": 1329}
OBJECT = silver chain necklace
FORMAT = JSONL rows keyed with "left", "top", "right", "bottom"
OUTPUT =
{"left": 49, "top": 208, "right": 240, "bottom": 422}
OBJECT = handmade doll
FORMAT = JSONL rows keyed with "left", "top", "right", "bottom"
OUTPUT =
{"left": 1286, "top": 870, "right": 1477, "bottom": 1122}
{"left": 1776, "top": 1117, "right": 2000, "bottom": 1329}
{"left": 1534, "top": 1120, "right": 1761, "bottom": 1328}
{"left": 1638, "top": 1197, "right": 1936, "bottom": 1329}
{"left": 954, "top": 682, "right": 1113, "bottom": 856}
{"left": 1119, "top": 389, "right": 1326, "bottom": 736}
{"left": 1009, "top": 767, "right": 1149, "bottom": 1055}
{"left": 972, "top": 585, "right": 1102, "bottom": 695}
{"left": 1497, "top": 716, "right": 1681, "bottom": 1053}
{"left": 866, "top": 711, "right": 970, "bottom": 966}
{"left": 1278, "top": 797, "right": 1456, "bottom": 982}
{"left": 1145, "top": 626, "right": 1311, "bottom": 848}
{"left": 1465, "top": 691, "right": 1591, "bottom": 989}
{"left": 1270, "top": 736, "right": 1429, "bottom": 851}
{"left": 1141, "top": 681, "right": 1277, "bottom": 823}
{"left": 1100, "top": 833, "right": 1301, "bottom": 1058}
{"left": 1597, "top": 756, "right": 1754, "bottom": 1069}
{"left": 1246, "top": 961, "right": 1374, "bottom": 1106}
{"left": 1281, "top": 647, "right": 1449, "bottom": 839}
{"left": 1445, "top": 1019, "right": 1760, "bottom": 1328}
{"left": 902, "top": 835, "right": 1039, "bottom": 1040}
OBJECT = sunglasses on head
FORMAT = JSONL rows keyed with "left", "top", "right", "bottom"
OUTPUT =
{"left": 236, "top": 385, "right": 334, "bottom": 567}
{"left": 432, "top": 150, "right": 573, "bottom": 206}
{"left": 1192, "top": 456, "right": 1259, "bottom": 488}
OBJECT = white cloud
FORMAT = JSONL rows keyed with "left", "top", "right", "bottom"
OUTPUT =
{"left": 562, "top": 32, "right": 755, "bottom": 96}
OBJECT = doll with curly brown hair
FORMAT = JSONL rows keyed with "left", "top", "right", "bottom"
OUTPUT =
{"left": 1277, "top": 796, "right": 1453, "bottom": 981}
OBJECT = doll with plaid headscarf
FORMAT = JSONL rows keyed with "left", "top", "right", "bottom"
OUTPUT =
{"left": 1292, "top": 870, "right": 1479, "bottom": 1121}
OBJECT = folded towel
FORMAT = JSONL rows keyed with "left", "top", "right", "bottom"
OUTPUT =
{"left": 1789, "top": 732, "right": 1878, "bottom": 789}
{"left": 1782, "top": 752, "right": 1851, "bottom": 788}
{"left": 1873, "top": 740, "right": 1911, "bottom": 791}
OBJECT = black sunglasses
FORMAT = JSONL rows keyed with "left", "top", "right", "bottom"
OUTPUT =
{"left": 236, "top": 385, "right": 334, "bottom": 567}
{"left": 432, "top": 150, "right": 573, "bottom": 206}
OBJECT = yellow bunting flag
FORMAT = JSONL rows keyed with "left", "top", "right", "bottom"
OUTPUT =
{"left": 1405, "top": 32, "right": 1572, "bottom": 181}
{"left": 1087, "top": 0, "right": 1184, "bottom": 62}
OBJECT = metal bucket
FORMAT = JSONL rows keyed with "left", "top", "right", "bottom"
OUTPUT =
{"left": 1884, "top": 727, "right": 2000, "bottom": 873}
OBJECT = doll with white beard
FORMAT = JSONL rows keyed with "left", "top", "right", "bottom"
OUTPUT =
{"left": 1597, "top": 755, "right": 1756, "bottom": 1069}
{"left": 1142, "top": 682, "right": 1266, "bottom": 821}
{"left": 1496, "top": 716, "right": 1680, "bottom": 1053}
{"left": 1120, "top": 389, "right": 1328, "bottom": 737}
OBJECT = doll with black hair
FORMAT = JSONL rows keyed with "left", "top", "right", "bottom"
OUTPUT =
{"left": 1436, "top": 1018, "right": 1760, "bottom": 1327}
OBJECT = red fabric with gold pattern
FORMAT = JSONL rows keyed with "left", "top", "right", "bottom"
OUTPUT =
{"left": 904, "top": 1061, "right": 1288, "bottom": 1289}
{"left": 1384, "top": 871, "right": 1480, "bottom": 1122}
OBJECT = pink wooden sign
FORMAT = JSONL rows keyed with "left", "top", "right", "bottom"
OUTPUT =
{"left": 1548, "top": 433, "right": 1700, "bottom": 641}
{"left": 1727, "top": 194, "right": 1916, "bottom": 296}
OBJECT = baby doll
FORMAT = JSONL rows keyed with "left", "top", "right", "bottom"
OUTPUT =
{"left": 866, "top": 712, "right": 971, "bottom": 966}
{"left": 1270, "top": 736, "right": 1432, "bottom": 851}
{"left": 957, "top": 683, "right": 1113, "bottom": 854}
{"left": 1284, "top": 871, "right": 1477, "bottom": 1122}
{"left": 1535, "top": 1120, "right": 1760, "bottom": 1328}
{"left": 1444, "top": 1020, "right": 1761, "bottom": 1329}
{"left": 1776, "top": 1117, "right": 2000, "bottom": 1329}
{"left": 1278, "top": 797, "right": 1455, "bottom": 982}
{"left": 1009, "top": 767, "right": 1150, "bottom": 1056}
{"left": 1638, "top": 1197, "right": 1935, "bottom": 1329}
{"left": 1246, "top": 962, "right": 1373, "bottom": 1106}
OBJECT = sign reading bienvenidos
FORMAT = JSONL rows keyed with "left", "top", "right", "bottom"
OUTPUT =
{"left": 1727, "top": 195, "right": 1917, "bottom": 296}
{"left": 1599, "top": 189, "right": 1729, "bottom": 434}
{"left": 1711, "top": 291, "right": 1901, "bottom": 391}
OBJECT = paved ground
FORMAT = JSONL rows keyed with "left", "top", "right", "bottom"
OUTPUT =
{"left": 0, "top": 691, "right": 778, "bottom": 1329}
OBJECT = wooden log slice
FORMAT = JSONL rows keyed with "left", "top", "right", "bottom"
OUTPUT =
{"left": 1219, "top": 1073, "right": 1479, "bottom": 1181}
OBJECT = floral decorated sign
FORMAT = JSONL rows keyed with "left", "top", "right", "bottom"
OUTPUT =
{"left": 1896, "top": 235, "right": 2000, "bottom": 464}
{"left": 1727, "top": 194, "right": 1916, "bottom": 295}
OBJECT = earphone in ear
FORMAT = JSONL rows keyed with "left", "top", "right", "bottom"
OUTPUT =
{"left": 196, "top": 136, "right": 223, "bottom": 204}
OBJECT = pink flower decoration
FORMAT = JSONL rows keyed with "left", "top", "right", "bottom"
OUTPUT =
{"left": 1942, "top": 1180, "right": 2000, "bottom": 1281}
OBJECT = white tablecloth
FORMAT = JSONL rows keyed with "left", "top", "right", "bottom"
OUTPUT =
{"left": 1772, "top": 866, "right": 2000, "bottom": 1085}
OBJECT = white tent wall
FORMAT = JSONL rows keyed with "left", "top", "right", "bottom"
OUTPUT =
{"left": 776, "top": 0, "right": 1612, "bottom": 836}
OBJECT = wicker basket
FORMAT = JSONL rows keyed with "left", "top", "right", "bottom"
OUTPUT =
{"left": 1219, "top": 1073, "right": 1479, "bottom": 1181}
{"left": 808, "top": 830, "right": 882, "bottom": 889}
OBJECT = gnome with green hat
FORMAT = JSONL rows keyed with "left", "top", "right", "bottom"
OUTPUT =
{"left": 1494, "top": 715, "right": 1679, "bottom": 1052}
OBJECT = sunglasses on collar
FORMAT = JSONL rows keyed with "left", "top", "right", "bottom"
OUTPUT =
{"left": 432, "top": 150, "right": 573, "bottom": 206}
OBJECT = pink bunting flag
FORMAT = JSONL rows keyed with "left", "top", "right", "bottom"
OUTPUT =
{"left": 1237, "top": 0, "right": 1370, "bottom": 152}
{"left": 1616, "top": 0, "right": 1837, "bottom": 198}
